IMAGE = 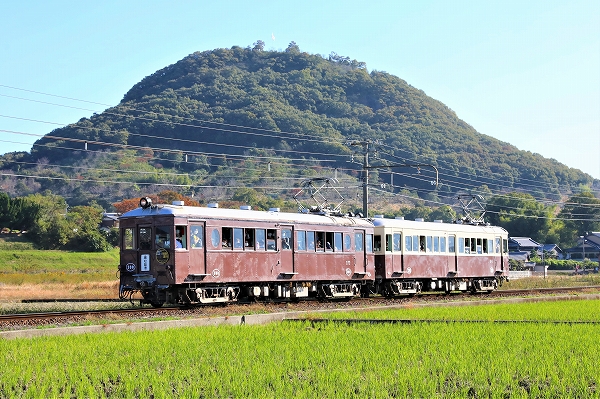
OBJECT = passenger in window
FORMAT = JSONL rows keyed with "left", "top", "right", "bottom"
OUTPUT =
{"left": 316, "top": 240, "right": 323, "bottom": 249}
{"left": 222, "top": 239, "right": 230, "bottom": 247}
{"left": 191, "top": 227, "right": 202, "bottom": 248}
{"left": 326, "top": 242, "right": 332, "bottom": 250}
{"left": 282, "top": 237, "right": 290, "bottom": 249}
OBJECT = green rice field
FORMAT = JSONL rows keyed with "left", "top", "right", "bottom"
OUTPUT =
{"left": 1, "top": 299, "right": 599, "bottom": 398}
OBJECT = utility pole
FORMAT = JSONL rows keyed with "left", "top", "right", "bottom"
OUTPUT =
{"left": 349, "top": 140, "right": 371, "bottom": 217}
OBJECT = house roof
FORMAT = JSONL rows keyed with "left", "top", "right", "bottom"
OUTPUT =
{"left": 509, "top": 237, "right": 542, "bottom": 249}
{"left": 509, "top": 251, "right": 529, "bottom": 261}
{"left": 542, "top": 243, "right": 562, "bottom": 253}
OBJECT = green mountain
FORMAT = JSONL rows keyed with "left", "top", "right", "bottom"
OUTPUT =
{"left": 1, "top": 43, "right": 597, "bottom": 210}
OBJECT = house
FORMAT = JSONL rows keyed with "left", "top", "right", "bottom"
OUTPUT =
{"left": 564, "top": 232, "right": 600, "bottom": 262}
{"left": 508, "top": 237, "right": 542, "bottom": 253}
{"left": 541, "top": 243, "right": 564, "bottom": 260}
{"left": 101, "top": 213, "right": 120, "bottom": 230}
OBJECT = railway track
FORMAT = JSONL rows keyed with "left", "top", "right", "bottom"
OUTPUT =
{"left": 2, "top": 285, "right": 600, "bottom": 331}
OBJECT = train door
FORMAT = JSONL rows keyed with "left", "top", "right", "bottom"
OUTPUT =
{"left": 137, "top": 225, "right": 153, "bottom": 274}
{"left": 354, "top": 230, "right": 366, "bottom": 274}
{"left": 448, "top": 234, "right": 458, "bottom": 274}
{"left": 188, "top": 223, "right": 206, "bottom": 277}
{"left": 279, "top": 226, "right": 294, "bottom": 274}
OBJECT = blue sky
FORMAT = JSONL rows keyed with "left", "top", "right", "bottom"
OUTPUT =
{"left": 1, "top": 0, "right": 599, "bottom": 179}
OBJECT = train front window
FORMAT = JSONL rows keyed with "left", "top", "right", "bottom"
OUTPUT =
{"left": 385, "top": 234, "right": 392, "bottom": 252}
{"left": 334, "top": 232, "right": 342, "bottom": 251}
{"left": 155, "top": 226, "right": 172, "bottom": 248}
{"left": 374, "top": 235, "right": 382, "bottom": 252}
{"left": 393, "top": 233, "right": 401, "bottom": 252}
{"left": 175, "top": 226, "right": 186, "bottom": 249}
{"left": 355, "top": 232, "right": 364, "bottom": 252}
{"left": 344, "top": 234, "right": 352, "bottom": 251}
{"left": 139, "top": 227, "right": 152, "bottom": 250}
{"left": 296, "top": 231, "right": 306, "bottom": 251}
{"left": 366, "top": 234, "right": 373, "bottom": 253}
{"left": 123, "top": 228, "right": 134, "bottom": 250}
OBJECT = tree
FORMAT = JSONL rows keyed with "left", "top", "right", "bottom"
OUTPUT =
{"left": 558, "top": 191, "right": 600, "bottom": 245}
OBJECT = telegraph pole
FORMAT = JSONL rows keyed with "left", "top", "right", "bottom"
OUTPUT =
{"left": 349, "top": 140, "right": 371, "bottom": 217}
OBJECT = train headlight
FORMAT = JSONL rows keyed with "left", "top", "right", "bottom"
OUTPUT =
{"left": 140, "top": 197, "right": 152, "bottom": 209}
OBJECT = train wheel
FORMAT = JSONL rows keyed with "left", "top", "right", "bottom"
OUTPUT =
{"left": 150, "top": 301, "right": 164, "bottom": 308}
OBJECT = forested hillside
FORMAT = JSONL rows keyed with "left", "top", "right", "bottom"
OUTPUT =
{"left": 0, "top": 43, "right": 597, "bottom": 212}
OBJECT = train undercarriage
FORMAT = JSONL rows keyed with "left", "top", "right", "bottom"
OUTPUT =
{"left": 375, "top": 276, "right": 504, "bottom": 297}
{"left": 119, "top": 280, "right": 367, "bottom": 307}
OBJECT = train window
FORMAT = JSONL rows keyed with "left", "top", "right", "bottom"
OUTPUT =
{"left": 245, "top": 229, "right": 255, "bottom": 249}
{"left": 458, "top": 237, "right": 471, "bottom": 254}
{"left": 405, "top": 235, "right": 412, "bottom": 252}
{"left": 123, "top": 228, "right": 134, "bottom": 250}
{"left": 222, "top": 228, "right": 233, "bottom": 248}
{"left": 155, "top": 226, "right": 172, "bottom": 249}
{"left": 139, "top": 227, "right": 152, "bottom": 250}
{"left": 325, "top": 232, "right": 334, "bottom": 251}
{"left": 476, "top": 238, "right": 482, "bottom": 254}
{"left": 495, "top": 237, "right": 501, "bottom": 254}
{"left": 366, "top": 234, "right": 373, "bottom": 253}
{"left": 256, "top": 229, "right": 266, "bottom": 250}
{"left": 316, "top": 232, "right": 325, "bottom": 251}
{"left": 440, "top": 236, "right": 447, "bottom": 253}
{"left": 355, "top": 232, "right": 364, "bottom": 252}
{"left": 385, "top": 234, "right": 392, "bottom": 252}
{"left": 393, "top": 233, "right": 401, "bottom": 252}
{"left": 175, "top": 226, "right": 186, "bottom": 249}
{"left": 483, "top": 239, "right": 490, "bottom": 254}
{"left": 306, "top": 231, "right": 315, "bottom": 251}
{"left": 233, "top": 228, "right": 244, "bottom": 249}
{"left": 426, "top": 236, "right": 432, "bottom": 252}
{"left": 334, "top": 232, "right": 342, "bottom": 251}
{"left": 191, "top": 225, "right": 203, "bottom": 249}
{"left": 412, "top": 235, "right": 419, "bottom": 252}
{"left": 210, "top": 229, "right": 220, "bottom": 248}
{"left": 419, "top": 236, "right": 426, "bottom": 252}
{"left": 296, "top": 231, "right": 306, "bottom": 251}
{"left": 281, "top": 229, "right": 292, "bottom": 250}
{"left": 448, "top": 236, "right": 455, "bottom": 253}
{"left": 266, "top": 229, "right": 277, "bottom": 251}
{"left": 374, "top": 235, "right": 382, "bottom": 252}
{"left": 433, "top": 236, "right": 439, "bottom": 252}
{"left": 344, "top": 234, "right": 352, "bottom": 251}
{"left": 503, "top": 239, "right": 508, "bottom": 253}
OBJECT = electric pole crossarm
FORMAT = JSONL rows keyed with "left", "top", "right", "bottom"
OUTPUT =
{"left": 364, "top": 163, "right": 439, "bottom": 187}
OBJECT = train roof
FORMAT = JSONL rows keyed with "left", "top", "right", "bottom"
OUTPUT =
{"left": 371, "top": 216, "right": 508, "bottom": 235}
{"left": 120, "top": 203, "right": 374, "bottom": 228}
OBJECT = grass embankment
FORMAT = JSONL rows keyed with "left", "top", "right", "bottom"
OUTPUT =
{"left": 1, "top": 300, "right": 599, "bottom": 397}
{"left": 0, "top": 236, "right": 119, "bottom": 300}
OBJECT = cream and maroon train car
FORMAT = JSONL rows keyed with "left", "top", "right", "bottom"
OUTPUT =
{"left": 372, "top": 216, "right": 509, "bottom": 296}
{"left": 118, "top": 198, "right": 374, "bottom": 306}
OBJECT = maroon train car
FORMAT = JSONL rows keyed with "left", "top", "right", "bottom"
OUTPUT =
{"left": 118, "top": 198, "right": 374, "bottom": 306}
{"left": 371, "top": 216, "right": 509, "bottom": 296}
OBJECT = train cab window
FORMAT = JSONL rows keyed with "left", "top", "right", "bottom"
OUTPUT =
{"left": 344, "top": 234, "right": 352, "bottom": 251}
{"left": 155, "top": 226, "right": 172, "bottom": 249}
{"left": 256, "top": 229, "right": 266, "bottom": 250}
{"left": 316, "top": 232, "right": 325, "bottom": 251}
{"left": 448, "top": 236, "right": 455, "bottom": 253}
{"left": 233, "top": 228, "right": 244, "bottom": 249}
{"left": 404, "top": 235, "right": 412, "bottom": 252}
{"left": 191, "top": 225, "right": 203, "bottom": 249}
{"left": 325, "top": 232, "right": 334, "bottom": 251}
{"left": 306, "top": 231, "right": 316, "bottom": 251}
{"left": 393, "top": 233, "right": 401, "bottom": 252}
{"left": 503, "top": 239, "right": 508, "bottom": 253}
{"left": 366, "top": 234, "right": 373, "bottom": 253}
{"left": 374, "top": 235, "right": 382, "bottom": 252}
{"left": 210, "top": 229, "right": 220, "bottom": 248}
{"left": 281, "top": 229, "right": 292, "bottom": 250}
{"left": 495, "top": 237, "right": 501, "bottom": 253}
{"left": 334, "top": 232, "right": 342, "bottom": 252}
{"left": 175, "top": 226, "right": 186, "bottom": 249}
{"left": 222, "top": 228, "right": 233, "bottom": 249}
{"left": 355, "top": 232, "right": 364, "bottom": 252}
{"left": 123, "top": 228, "right": 134, "bottom": 250}
{"left": 385, "top": 234, "right": 392, "bottom": 252}
{"left": 464, "top": 238, "right": 470, "bottom": 254}
{"left": 440, "top": 236, "right": 447, "bottom": 253}
{"left": 245, "top": 229, "right": 255, "bottom": 249}
{"left": 266, "top": 229, "right": 277, "bottom": 251}
{"left": 419, "top": 236, "right": 426, "bottom": 252}
{"left": 139, "top": 227, "right": 152, "bottom": 250}
{"left": 296, "top": 231, "right": 306, "bottom": 251}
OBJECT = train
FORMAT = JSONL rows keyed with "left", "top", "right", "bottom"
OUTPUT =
{"left": 118, "top": 197, "right": 509, "bottom": 307}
